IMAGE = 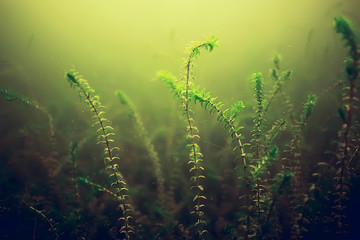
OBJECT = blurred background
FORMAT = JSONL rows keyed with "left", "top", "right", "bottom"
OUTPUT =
{"left": 1, "top": 0, "right": 359, "bottom": 112}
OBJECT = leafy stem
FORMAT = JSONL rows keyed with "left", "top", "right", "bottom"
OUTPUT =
{"left": 66, "top": 71, "right": 135, "bottom": 240}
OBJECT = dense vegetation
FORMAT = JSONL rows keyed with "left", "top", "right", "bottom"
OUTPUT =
{"left": 0, "top": 16, "right": 359, "bottom": 240}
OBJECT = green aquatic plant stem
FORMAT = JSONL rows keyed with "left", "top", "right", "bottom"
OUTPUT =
{"left": 315, "top": 17, "right": 359, "bottom": 185}
{"left": 318, "top": 80, "right": 343, "bottom": 100}
{"left": 194, "top": 94, "right": 246, "bottom": 158}
{"left": 193, "top": 91, "right": 251, "bottom": 237}
{"left": 157, "top": 70, "right": 251, "bottom": 238}
{"left": 157, "top": 73, "right": 247, "bottom": 168}
{"left": 266, "top": 55, "right": 295, "bottom": 126}
{"left": 265, "top": 170, "right": 294, "bottom": 232}
{"left": 334, "top": 16, "right": 359, "bottom": 60}
{"left": 330, "top": 16, "right": 359, "bottom": 236}
{"left": 292, "top": 17, "right": 359, "bottom": 239}
{"left": 68, "top": 142, "right": 81, "bottom": 238}
{"left": 192, "top": 90, "right": 250, "bottom": 236}
{"left": 78, "top": 176, "right": 120, "bottom": 199}
{"left": 0, "top": 89, "right": 57, "bottom": 157}
{"left": 0, "top": 88, "right": 56, "bottom": 141}
{"left": 66, "top": 71, "right": 134, "bottom": 240}
{"left": 26, "top": 203, "right": 59, "bottom": 240}
{"left": 282, "top": 94, "right": 317, "bottom": 169}
{"left": 279, "top": 94, "right": 317, "bottom": 238}
{"left": 0, "top": 89, "right": 58, "bottom": 168}
{"left": 333, "top": 16, "right": 359, "bottom": 162}
{"left": 314, "top": 17, "right": 359, "bottom": 180}
{"left": 183, "top": 37, "right": 217, "bottom": 239}
{"left": 156, "top": 36, "right": 218, "bottom": 238}
{"left": 251, "top": 72, "right": 265, "bottom": 165}
{"left": 264, "top": 119, "right": 287, "bottom": 152}
{"left": 183, "top": 36, "right": 218, "bottom": 101}
{"left": 191, "top": 89, "right": 251, "bottom": 238}
{"left": 265, "top": 55, "right": 292, "bottom": 114}
{"left": 250, "top": 72, "right": 266, "bottom": 219}
{"left": 0, "top": 88, "right": 60, "bottom": 208}
{"left": 115, "top": 90, "right": 166, "bottom": 209}
{"left": 157, "top": 72, "right": 247, "bottom": 175}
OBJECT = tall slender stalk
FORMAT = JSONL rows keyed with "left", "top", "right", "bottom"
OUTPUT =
{"left": 66, "top": 71, "right": 135, "bottom": 239}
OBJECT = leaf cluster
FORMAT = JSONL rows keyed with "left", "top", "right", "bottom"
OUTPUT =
{"left": 185, "top": 36, "right": 219, "bottom": 60}
{"left": 0, "top": 88, "right": 46, "bottom": 112}
{"left": 302, "top": 94, "right": 317, "bottom": 121}
{"left": 333, "top": 17, "right": 358, "bottom": 57}
{"left": 159, "top": 36, "right": 218, "bottom": 239}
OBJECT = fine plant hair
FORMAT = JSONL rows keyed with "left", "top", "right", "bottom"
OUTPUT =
{"left": 66, "top": 71, "right": 135, "bottom": 239}
{"left": 115, "top": 90, "right": 166, "bottom": 208}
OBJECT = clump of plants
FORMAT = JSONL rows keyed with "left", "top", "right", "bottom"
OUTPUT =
{"left": 0, "top": 16, "right": 359, "bottom": 240}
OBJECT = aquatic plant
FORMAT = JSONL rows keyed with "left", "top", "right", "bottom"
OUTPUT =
{"left": 265, "top": 55, "right": 292, "bottom": 114}
{"left": 66, "top": 71, "right": 135, "bottom": 239}
{"left": 157, "top": 69, "right": 250, "bottom": 237}
{"left": 159, "top": 46, "right": 318, "bottom": 239}
{"left": 159, "top": 36, "right": 218, "bottom": 239}
{"left": 330, "top": 16, "right": 359, "bottom": 238}
{"left": 293, "top": 16, "right": 359, "bottom": 240}
{"left": 26, "top": 203, "right": 59, "bottom": 239}
{"left": 250, "top": 72, "right": 266, "bottom": 220}
{"left": 0, "top": 88, "right": 56, "bottom": 147}
{"left": 1, "top": 16, "right": 360, "bottom": 240}
{"left": 0, "top": 88, "right": 61, "bottom": 210}
{"left": 115, "top": 90, "right": 167, "bottom": 211}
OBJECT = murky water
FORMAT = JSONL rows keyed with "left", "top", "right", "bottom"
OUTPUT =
{"left": 1, "top": 1, "right": 359, "bottom": 239}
